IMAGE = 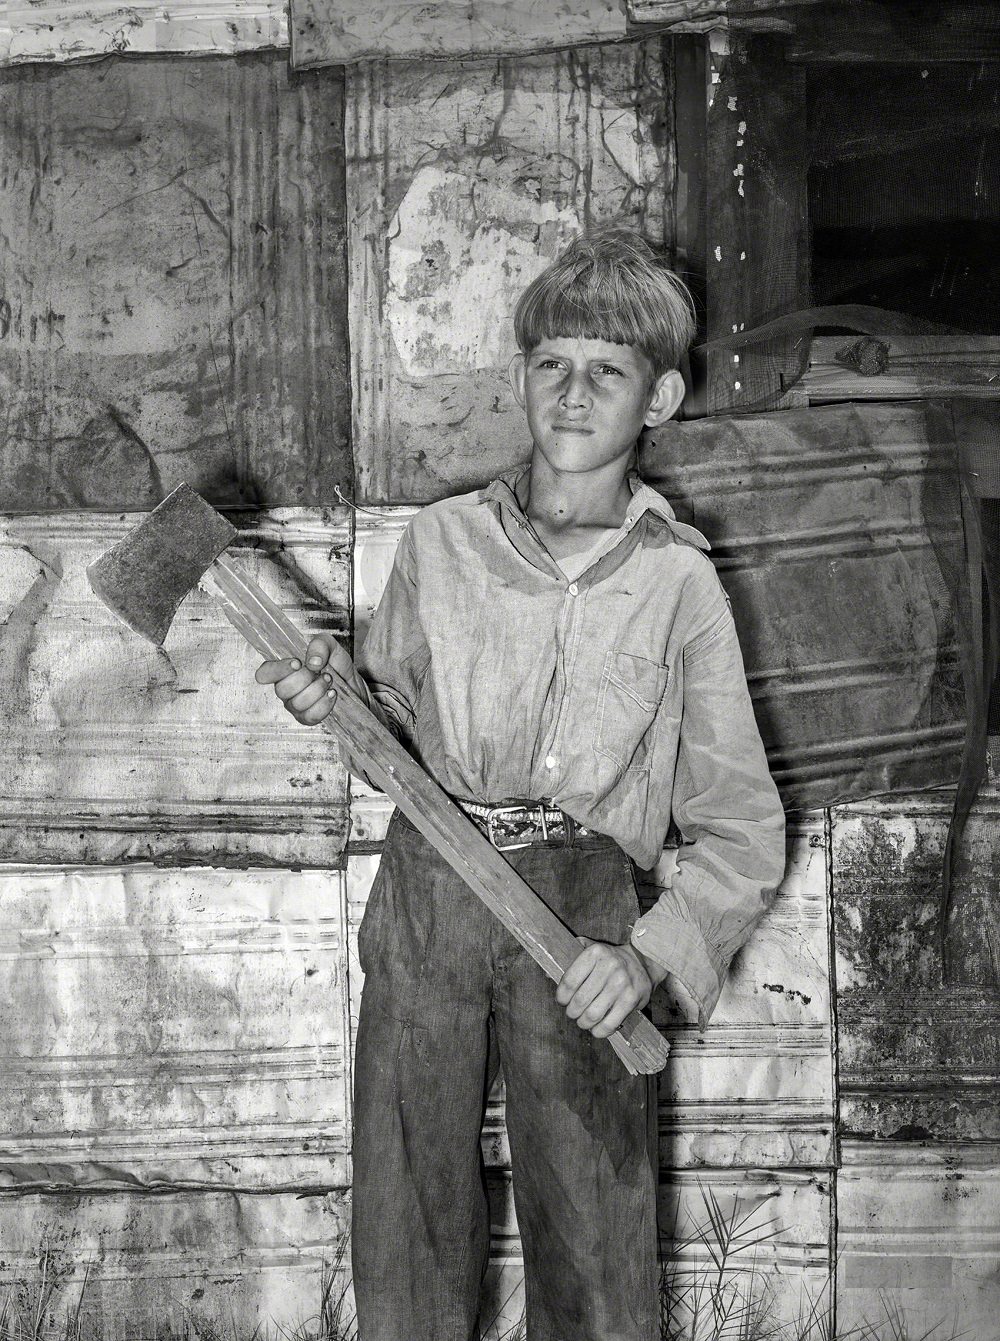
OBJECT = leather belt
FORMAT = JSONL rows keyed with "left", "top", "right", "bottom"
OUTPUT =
{"left": 457, "top": 799, "right": 591, "bottom": 852}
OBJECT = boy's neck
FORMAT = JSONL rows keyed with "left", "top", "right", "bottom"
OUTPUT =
{"left": 516, "top": 452, "right": 634, "bottom": 535}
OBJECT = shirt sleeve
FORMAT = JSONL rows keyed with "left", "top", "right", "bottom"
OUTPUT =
{"left": 354, "top": 524, "right": 430, "bottom": 747}
{"left": 629, "top": 591, "right": 786, "bottom": 1029}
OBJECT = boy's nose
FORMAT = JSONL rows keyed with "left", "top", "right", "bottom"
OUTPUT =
{"left": 559, "top": 373, "right": 591, "bottom": 408}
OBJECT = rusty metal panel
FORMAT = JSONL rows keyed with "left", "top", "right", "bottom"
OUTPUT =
{"left": 832, "top": 793, "right": 1000, "bottom": 1143}
{"left": 2, "top": 0, "right": 288, "bottom": 64}
{"left": 0, "top": 509, "right": 351, "bottom": 865}
{"left": 838, "top": 1142, "right": 1000, "bottom": 1340}
{"left": 642, "top": 401, "right": 966, "bottom": 810}
{"left": 292, "top": 0, "right": 626, "bottom": 67}
{"left": 0, "top": 54, "right": 349, "bottom": 509}
{"left": 346, "top": 40, "right": 674, "bottom": 504}
{"left": 0, "top": 865, "right": 351, "bottom": 1190}
{"left": 0, "top": 1189, "right": 350, "bottom": 1334}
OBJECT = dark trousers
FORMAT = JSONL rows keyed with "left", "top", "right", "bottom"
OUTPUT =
{"left": 351, "top": 812, "right": 659, "bottom": 1341}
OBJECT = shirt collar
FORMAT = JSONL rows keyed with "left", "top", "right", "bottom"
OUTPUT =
{"left": 484, "top": 465, "right": 711, "bottom": 552}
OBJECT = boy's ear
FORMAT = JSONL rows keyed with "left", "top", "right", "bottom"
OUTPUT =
{"left": 508, "top": 351, "right": 527, "bottom": 407}
{"left": 643, "top": 370, "right": 686, "bottom": 427}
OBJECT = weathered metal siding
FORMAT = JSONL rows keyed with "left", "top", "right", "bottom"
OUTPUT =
{"left": 642, "top": 403, "right": 967, "bottom": 809}
{"left": 832, "top": 788, "right": 1000, "bottom": 1337}
{"left": 0, "top": 54, "right": 350, "bottom": 510}
{"left": 0, "top": 510, "right": 351, "bottom": 865}
{"left": 0, "top": 866, "right": 352, "bottom": 1191}
{"left": 346, "top": 40, "right": 674, "bottom": 503}
{"left": 292, "top": 0, "right": 628, "bottom": 67}
{"left": 1, "top": 0, "right": 288, "bottom": 63}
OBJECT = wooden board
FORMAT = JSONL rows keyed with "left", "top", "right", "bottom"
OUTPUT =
{"left": 786, "top": 1, "right": 1000, "bottom": 64}
{"left": 346, "top": 40, "right": 673, "bottom": 504}
{"left": 0, "top": 54, "right": 350, "bottom": 510}
{"left": 675, "top": 30, "right": 810, "bottom": 416}
{"left": 0, "top": 509, "right": 351, "bottom": 865}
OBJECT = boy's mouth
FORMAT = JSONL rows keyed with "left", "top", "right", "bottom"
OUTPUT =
{"left": 552, "top": 422, "right": 593, "bottom": 434}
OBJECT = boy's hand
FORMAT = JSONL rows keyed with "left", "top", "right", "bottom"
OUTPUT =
{"left": 254, "top": 633, "right": 364, "bottom": 727}
{"left": 556, "top": 938, "right": 662, "bottom": 1039}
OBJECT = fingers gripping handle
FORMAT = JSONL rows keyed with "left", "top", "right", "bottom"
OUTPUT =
{"left": 201, "top": 557, "right": 670, "bottom": 1077}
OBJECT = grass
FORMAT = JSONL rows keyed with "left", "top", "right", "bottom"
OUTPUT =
{"left": 0, "top": 1194, "right": 962, "bottom": 1341}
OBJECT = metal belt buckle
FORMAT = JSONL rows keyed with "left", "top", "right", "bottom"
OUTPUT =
{"left": 486, "top": 803, "right": 544, "bottom": 852}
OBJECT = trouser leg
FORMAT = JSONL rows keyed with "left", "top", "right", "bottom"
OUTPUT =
{"left": 351, "top": 818, "right": 494, "bottom": 1341}
{"left": 493, "top": 843, "right": 660, "bottom": 1341}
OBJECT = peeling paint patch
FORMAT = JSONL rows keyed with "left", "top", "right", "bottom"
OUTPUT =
{"left": 387, "top": 166, "right": 576, "bottom": 376}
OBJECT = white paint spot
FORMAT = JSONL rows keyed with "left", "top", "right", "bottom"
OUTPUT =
{"left": 733, "top": 163, "right": 744, "bottom": 176}
{"left": 727, "top": 96, "right": 738, "bottom": 111}
{"left": 734, "top": 381, "right": 741, "bottom": 390}
{"left": 714, "top": 245, "right": 723, "bottom": 262}
{"left": 740, "top": 251, "right": 746, "bottom": 260}
{"left": 738, "top": 181, "right": 745, "bottom": 197}
{"left": 732, "top": 324, "right": 739, "bottom": 334}
{"left": 733, "top": 354, "right": 740, "bottom": 364}
{"left": 921, "top": 69, "right": 929, "bottom": 78}
{"left": 739, "top": 323, "right": 745, "bottom": 331}
{"left": 738, "top": 120, "right": 747, "bottom": 134}
{"left": 736, "top": 139, "right": 744, "bottom": 147}
{"left": 712, "top": 71, "right": 721, "bottom": 84}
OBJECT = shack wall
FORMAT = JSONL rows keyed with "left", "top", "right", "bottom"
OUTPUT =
{"left": 0, "top": 8, "right": 997, "bottom": 1338}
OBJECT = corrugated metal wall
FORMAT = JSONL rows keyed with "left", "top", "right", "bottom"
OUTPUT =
{"left": 1, "top": 8, "right": 998, "bottom": 1338}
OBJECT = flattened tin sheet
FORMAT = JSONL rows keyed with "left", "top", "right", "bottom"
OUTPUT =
{"left": 0, "top": 509, "right": 351, "bottom": 865}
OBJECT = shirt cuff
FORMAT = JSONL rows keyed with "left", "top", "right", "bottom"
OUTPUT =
{"left": 630, "top": 888, "right": 726, "bottom": 1031}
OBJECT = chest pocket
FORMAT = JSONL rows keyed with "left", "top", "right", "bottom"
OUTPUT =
{"left": 594, "top": 650, "right": 669, "bottom": 776}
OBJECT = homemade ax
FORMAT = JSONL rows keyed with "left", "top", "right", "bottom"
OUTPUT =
{"left": 87, "top": 483, "right": 670, "bottom": 1077}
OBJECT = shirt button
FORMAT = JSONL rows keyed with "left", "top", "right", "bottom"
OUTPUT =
{"left": 544, "top": 754, "right": 558, "bottom": 769}
{"left": 568, "top": 583, "right": 578, "bottom": 596}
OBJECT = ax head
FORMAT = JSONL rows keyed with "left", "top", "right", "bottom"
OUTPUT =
{"left": 87, "top": 483, "right": 236, "bottom": 645}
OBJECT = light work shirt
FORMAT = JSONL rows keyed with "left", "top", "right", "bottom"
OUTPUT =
{"left": 356, "top": 466, "right": 786, "bottom": 1025}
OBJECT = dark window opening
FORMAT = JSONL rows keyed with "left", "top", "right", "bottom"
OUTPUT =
{"left": 807, "top": 63, "right": 1000, "bottom": 335}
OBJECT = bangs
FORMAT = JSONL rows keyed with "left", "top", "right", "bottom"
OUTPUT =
{"left": 513, "top": 232, "right": 697, "bottom": 376}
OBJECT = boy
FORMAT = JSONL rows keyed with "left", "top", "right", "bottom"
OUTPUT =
{"left": 256, "top": 229, "right": 785, "bottom": 1341}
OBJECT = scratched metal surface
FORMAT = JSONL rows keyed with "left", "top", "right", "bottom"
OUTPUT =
{"left": 642, "top": 401, "right": 967, "bottom": 810}
{"left": 346, "top": 39, "right": 673, "bottom": 504}
{"left": 1, "top": 0, "right": 288, "bottom": 63}
{"left": 0, "top": 509, "right": 351, "bottom": 865}
{"left": 292, "top": 0, "right": 626, "bottom": 66}
{"left": 0, "top": 1189, "right": 350, "bottom": 1333}
{"left": 0, "top": 865, "right": 351, "bottom": 1189}
{"left": 837, "top": 1142, "right": 1000, "bottom": 1340}
{"left": 0, "top": 54, "right": 349, "bottom": 510}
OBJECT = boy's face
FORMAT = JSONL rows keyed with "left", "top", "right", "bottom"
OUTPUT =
{"left": 509, "top": 337, "right": 685, "bottom": 478}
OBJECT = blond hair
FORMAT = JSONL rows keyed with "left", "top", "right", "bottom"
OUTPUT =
{"left": 513, "top": 227, "right": 697, "bottom": 377}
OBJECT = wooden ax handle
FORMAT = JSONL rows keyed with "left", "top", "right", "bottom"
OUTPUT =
{"left": 201, "top": 556, "right": 669, "bottom": 1077}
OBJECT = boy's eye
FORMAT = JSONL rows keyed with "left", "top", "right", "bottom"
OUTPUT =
{"left": 596, "top": 365, "right": 623, "bottom": 376}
